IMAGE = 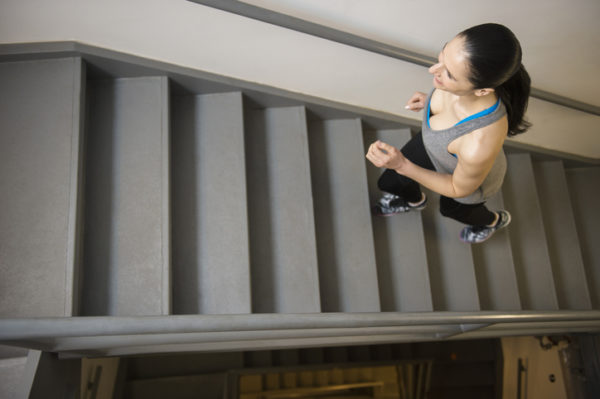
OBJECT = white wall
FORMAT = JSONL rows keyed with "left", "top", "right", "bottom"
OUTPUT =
{"left": 0, "top": 0, "right": 598, "bottom": 159}
{"left": 243, "top": 0, "right": 600, "bottom": 107}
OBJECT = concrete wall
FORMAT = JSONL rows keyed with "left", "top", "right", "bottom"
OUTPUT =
{"left": 0, "top": 0, "right": 598, "bottom": 159}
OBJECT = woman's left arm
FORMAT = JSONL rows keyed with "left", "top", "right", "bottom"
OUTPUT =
{"left": 366, "top": 137, "right": 497, "bottom": 199}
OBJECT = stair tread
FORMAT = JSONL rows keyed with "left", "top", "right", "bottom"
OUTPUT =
{"left": 171, "top": 92, "right": 251, "bottom": 315}
{"left": 422, "top": 193, "right": 480, "bottom": 311}
{"left": 0, "top": 345, "right": 28, "bottom": 360}
{"left": 502, "top": 153, "right": 558, "bottom": 310}
{"left": 534, "top": 161, "right": 592, "bottom": 309}
{"left": 365, "top": 129, "right": 433, "bottom": 312}
{"left": 246, "top": 106, "right": 321, "bottom": 313}
{"left": 471, "top": 192, "right": 522, "bottom": 310}
{"left": 566, "top": 167, "right": 600, "bottom": 309}
{"left": 309, "top": 119, "right": 380, "bottom": 312}
{"left": 0, "top": 58, "right": 83, "bottom": 317}
{"left": 0, "top": 356, "right": 27, "bottom": 399}
{"left": 81, "top": 77, "right": 170, "bottom": 316}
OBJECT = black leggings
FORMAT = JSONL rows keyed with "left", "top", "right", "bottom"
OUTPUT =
{"left": 377, "top": 131, "right": 496, "bottom": 226}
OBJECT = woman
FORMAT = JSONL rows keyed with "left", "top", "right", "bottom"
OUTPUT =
{"left": 366, "top": 23, "right": 531, "bottom": 244}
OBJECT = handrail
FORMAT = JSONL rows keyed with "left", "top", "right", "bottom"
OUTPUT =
{"left": 2, "top": 312, "right": 598, "bottom": 356}
{"left": 188, "top": 0, "right": 600, "bottom": 117}
{"left": 1, "top": 311, "right": 600, "bottom": 340}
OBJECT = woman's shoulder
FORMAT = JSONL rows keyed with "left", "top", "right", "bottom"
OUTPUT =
{"left": 458, "top": 117, "right": 508, "bottom": 163}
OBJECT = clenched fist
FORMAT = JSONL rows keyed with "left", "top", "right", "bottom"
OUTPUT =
{"left": 366, "top": 140, "right": 408, "bottom": 173}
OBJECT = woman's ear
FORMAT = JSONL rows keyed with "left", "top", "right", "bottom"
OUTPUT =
{"left": 475, "top": 88, "right": 495, "bottom": 96}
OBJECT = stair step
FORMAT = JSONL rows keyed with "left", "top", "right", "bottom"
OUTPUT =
{"left": 245, "top": 106, "right": 321, "bottom": 313}
{"left": 22, "top": 351, "right": 81, "bottom": 398}
{"left": 421, "top": 194, "right": 480, "bottom": 311}
{"left": 309, "top": 118, "right": 380, "bottom": 312}
{"left": 315, "top": 370, "right": 330, "bottom": 386}
{"left": 0, "top": 357, "right": 27, "bottom": 399}
{"left": 364, "top": 129, "right": 433, "bottom": 312}
{"left": 298, "top": 370, "right": 315, "bottom": 387}
{"left": 566, "top": 167, "right": 600, "bottom": 308}
{"left": 171, "top": 92, "right": 251, "bottom": 314}
{"left": 265, "top": 372, "right": 281, "bottom": 389}
{"left": 0, "top": 346, "right": 28, "bottom": 360}
{"left": 502, "top": 153, "right": 558, "bottom": 310}
{"left": 471, "top": 192, "right": 522, "bottom": 310}
{"left": 81, "top": 77, "right": 170, "bottom": 316}
{"left": 0, "top": 57, "right": 84, "bottom": 317}
{"left": 534, "top": 161, "right": 591, "bottom": 309}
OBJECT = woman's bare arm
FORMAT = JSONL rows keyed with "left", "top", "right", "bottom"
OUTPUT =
{"left": 366, "top": 123, "right": 505, "bottom": 198}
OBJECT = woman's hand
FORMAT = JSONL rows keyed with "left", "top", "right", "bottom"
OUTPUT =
{"left": 366, "top": 140, "right": 408, "bottom": 173}
{"left": 405, "top": 91, "right": 427, "bottom": 111}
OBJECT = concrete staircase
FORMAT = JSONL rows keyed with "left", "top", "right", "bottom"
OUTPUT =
{"left": 0, "top": 346, "right": 28, "bottom": 399}
{"left": 0, "top": 46, "right": 599, "bottom": 365}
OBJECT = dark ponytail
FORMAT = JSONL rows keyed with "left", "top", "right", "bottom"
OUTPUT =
{"left": 495, "top": 64, "right": 531, "bottom": 135}
{"left": 459, "top": 23, "right": 532, "bottom": 136}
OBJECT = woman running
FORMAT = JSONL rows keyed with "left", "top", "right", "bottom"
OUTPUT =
{"left": 366, "top": 23, "right": 531, "bottom": 244}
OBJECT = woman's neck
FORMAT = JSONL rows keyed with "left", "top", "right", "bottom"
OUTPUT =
{"left": 453, "top": 91, "right": 497, "bottom": 113}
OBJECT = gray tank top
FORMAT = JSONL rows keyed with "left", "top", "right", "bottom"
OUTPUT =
{"left": 422, "top": 90, "right": 507, "bottom": 204}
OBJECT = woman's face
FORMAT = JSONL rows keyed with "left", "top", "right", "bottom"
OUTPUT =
{"left": 428, "top": 36, "right": 476, "bottom": 95}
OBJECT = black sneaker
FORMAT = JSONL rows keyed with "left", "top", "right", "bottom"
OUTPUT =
{"left": 373, "top": 192, "right": 427, "bottom": 216}
{"left": 459, "top": 210, "right": 511, "bottom": 244}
